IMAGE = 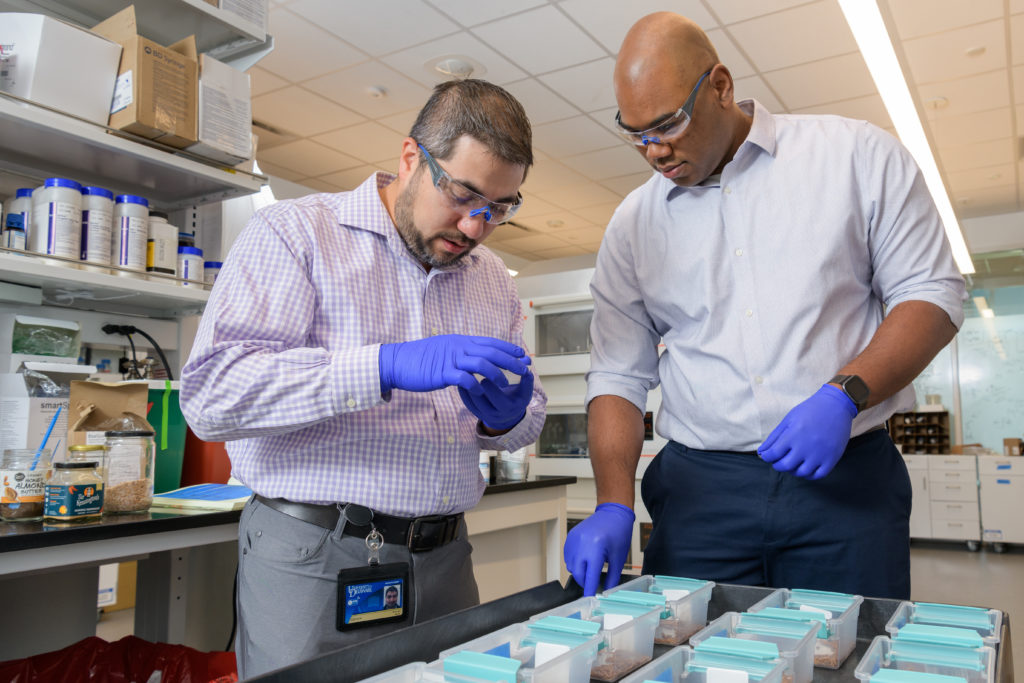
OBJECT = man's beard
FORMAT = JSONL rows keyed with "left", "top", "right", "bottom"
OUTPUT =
{"left": 394, "top": 180, "right": 477, "bottom": 268}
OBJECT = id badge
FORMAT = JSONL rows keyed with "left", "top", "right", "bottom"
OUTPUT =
{"left": 336, "top": 562, "right": 410, "bottom": 631}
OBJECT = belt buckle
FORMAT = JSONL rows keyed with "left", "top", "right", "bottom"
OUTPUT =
{"left": 407, "top": 515, "right": 456, "bottom": 552}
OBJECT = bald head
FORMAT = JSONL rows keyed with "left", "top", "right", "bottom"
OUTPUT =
{"left": 615, "top": 13, "right": 718, "bottom": 101}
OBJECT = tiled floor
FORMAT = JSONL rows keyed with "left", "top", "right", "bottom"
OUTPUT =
{"left": 910, "top": 541, "right": 1023, "bottom": 680}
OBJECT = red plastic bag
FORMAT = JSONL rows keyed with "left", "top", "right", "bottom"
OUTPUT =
{"left": 0, "top": 635, "right": 237, "bottom": 683}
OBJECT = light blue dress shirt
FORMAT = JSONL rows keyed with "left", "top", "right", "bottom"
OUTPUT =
{"left": 586, "top": 100, "right": 967, "bottom": 452}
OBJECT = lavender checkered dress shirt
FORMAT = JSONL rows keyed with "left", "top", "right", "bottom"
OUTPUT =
{"left": 181, "top": 173, "right": 546, "bottom": 516}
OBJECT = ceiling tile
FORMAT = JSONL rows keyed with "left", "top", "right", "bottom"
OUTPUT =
{"left": 764, "top": 52, "right": 875, "bottom": 110}
{"left": 939, "top": 139, "right": 1016, "bottom": 173}
{"left": 513, "top": 211, "right": 595, "bottom": 232}
{"left": 521, "top": 158, "right": 590, "bottom": 194}
{"left": 706, "top": 29, "right": 755, "bottom": 79}
{"left": 303, "top": 62, "right": 432, "bottom": 119}
{"left": 1013, "top": 0, "right": 1024, "bottom": 13}
{"left": 551, "top": 225, "right": 607, "bottom": 244}
{"left": 726, "top": 1, "right": 857, "bottom": 73}
{"left": 902, "top": 20, "right": 1006, "bottom": 85}
{"left": 513, "top": 194, "right": 562, "bottom": 219}
{"left": 792, "top": 94, "right": 892, "bottom": 129}
{"left": 471, "top": 5, "right": 606, "bottom": 74}
{"left": 253, "top": 86, "right": 365, "bottom": 136}
{"left": 558, "top": 0, "right": 717, "bottom": 53}
{"left": 918, "top": 69, "right": 1011, "bottom": 121}
{"left": 259, "top": 8, "right": 366, "bottom": 82}
{"left": 302, "top": 178, "right": 346, "bottom": 193}
{"left": 1013, "top": 14, "right": 1024, "bottom": 66}
{"left": 532, "top": 181, "right": 620, "bottom": 210}
{"left": 733, "top": 76, "right": 785, "bottom": 112}
{"left": 288, "top": 0, "right": 459, "bottom": 57}
{"left": 503, "top": 79, "right": 580, "bottom": 125}
{"left": 947, "top": 163, "right": 1017, "bottom": 193}
{"left": 1016, "top": 104, "right": 1024, "bottom": 129}
{"left": 572, "top": 202, "right": 620, "bottom": 227}
{"left": 253, "top": 159, "right": 308, "bottom": 183}
{"left": 532, "top": 115, "right": 622, "bottom": 158}
{"left": 313, "top": 122, "right": 407, "bottom": 165}
{"left": 248, "top": 66, "right": 289, "bottom": 96}
{"left": 258, "top": 139, "right": 364, "bottom": 176}
{"left": 318, "top": 165, "right": 385, "bottom": 191}
{"left": 427, "top": 0, "right": 547, "bottom": 26}
{"left": 533, "top": 244, "right": 591, "bottom": 259}
{"left": 252, "top": 123, "right": 298, "bottom": 152}
{"left": 495, "top": 234, "right": 573, "bottom": 252}
{"left": 539, "top": 58, "right": 617, "bottom": 113}
{"left": 952, "top": 183, "right": 1019, "bottom": 218}
{"left": 380, "top": 32, "right": 527, "bottom": 87}
{"left": 708, "top": 0, "right": 813, "bottom": 25}
{"left": 601, "top": 171, "right": 654, "bottom": 196}
{"left": 561, "top": 145, "right": 652, "bottom": 181}
{"left": 377, "top": 109, "right": 421, "bottom": 136}
{"left": 929, "top": 107, "right": 1014, "bottom": 147}
{"left": 889, "top": 0, "right": 1003, "bottom": 40}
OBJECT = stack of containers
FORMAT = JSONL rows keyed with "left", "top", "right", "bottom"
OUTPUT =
{"left": 527, "top": 595, "right": 662, "bottom": 680}
{"left": 437, "top": 616, "right": 602, "bottom": 683}
{"left": 622, "top": 640, "right": 789, "bottom": 683}
{"left": 690, "top": 612, "right": 818, "bottom": 683}
{"left": 885, "top": 602, "right": 1002, "bottom": 647}
{"left": 604, "top": 575, "right": 715, "bottom": 644}
{"left": 854, "top": 624, "right": 995, "bottom": 683}
{"left": 747, "top": 587, "right": 864, "bottom": 668}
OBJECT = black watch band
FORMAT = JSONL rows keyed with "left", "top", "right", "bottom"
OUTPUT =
{"left": 829, "top": 374, "right": 870, "bottom": 412}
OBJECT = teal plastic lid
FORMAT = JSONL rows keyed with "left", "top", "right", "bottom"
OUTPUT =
{"left": 756, "top": 606, "right": 829, "bottom": 638}
{"left": 694, "top": 635, "right": 780, "bottom": 661}
{"left": 653, "top": 575, "right": 711, "bottom": 593}
{"left": 443, "top": 651, "right": 521, "bottom": 682}
{"left": 894, "top": 624, "right": 984, "bottom": 649}
{"left": 787, "top": 588, "right": 858, "bottom": 613}
{"left": 913, "top": 603, "right": 994, "bottom": 631}
{"left": 601, "top": 590, "right": 666, "bottom": 607}
{"left": 596, "top": 597, "right": 658, "bottom": 618}
{"left": 737, "top": 612, "right": 818, "bottom": 640}
{"left": 890, "top": 640, "right": 987, "bottom": 671}
{"left": 871, "top": 669, "right": 967, "bottom": 683}
{"left": 529, "top": 615, "right": 600, "bottom": 637}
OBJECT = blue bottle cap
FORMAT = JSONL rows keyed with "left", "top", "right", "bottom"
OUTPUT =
{"left": 178, "top": 246, "right": 204, "bottom": 257}
{"left": 115, "top": 194, "right": 149, "bottom": 207}
{"left": 81, "top": 186, "right": 114, "bottom": 200}
{"left": 15, "top": 188, "right": 33, "bottom": 198}
{"left": 45, "top": 177, "right": 82, "bottom": 191}
{"left": 204, "top": 261, "right": 222, "bottom": 268}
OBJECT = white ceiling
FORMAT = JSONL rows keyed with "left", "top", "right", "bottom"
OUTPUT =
{"left": 250, "top": 0, "right": 1024, "bottom": 264}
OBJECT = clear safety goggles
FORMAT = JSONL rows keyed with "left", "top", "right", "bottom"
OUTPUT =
{"left": 417, "top": 143, "right": 523, "bottom": 224}
{"left": 615, "top": 69, "right": 712, "bottom": 147}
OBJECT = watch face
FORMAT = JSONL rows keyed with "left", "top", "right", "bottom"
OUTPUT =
{"left": 843, "top": 375, "right": 870, "bottom": 407}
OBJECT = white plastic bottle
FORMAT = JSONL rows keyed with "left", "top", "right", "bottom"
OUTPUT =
{"left": 203, "top": 260, "right": 222, "bottom": 288}
{"left": 147, "top": 211, "right": 179, "bottom": 283}
{"left": 112, "top": 195, "right": 149, "bottom": 278}
{"left": 79, "top": 186, "right": 113, "bottom": 273}
{"left": 2, "top": 188, "right": 32, "bottom": 250}
{"left": 177, "top": 246, "right": 204, "bottom": 288}
{"left": 29, "top": 178, "right": 82, "bottom": 267}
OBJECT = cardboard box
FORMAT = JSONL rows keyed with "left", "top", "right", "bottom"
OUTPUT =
{"left": 92, "top": 6, "right": 198, "bottom": 149}
{"left": 0, "top": 363, "right": 96, "bottom": 462}
{"left": 0, "top": 13, "right": 122, "bottom": 126}
{"left": 185, "top": 54, "right": 252, "bottom": 165}
{"left": 951, "top": 443, "right": 984, "bottom": 455}
{"left": 68, "top": 380, "right": 152, "bottom": 448}
{"left": 1003, "top": 438, "right": 1022, "bottom": 457}
{"left": 0, "top": 314, "right": 81, "bottom": 371}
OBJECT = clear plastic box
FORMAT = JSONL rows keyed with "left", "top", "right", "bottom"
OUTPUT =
{"left": 621, "top": 643, "right": 789, "bottom": 683}
{"left": 854, "top": 635, "right": 995, "bottom": 683}
{"left": 356, "top": 661, "right": 485, "bottom": 682}
{"left": 528, "top": 596, "right": 661, "bottom": 680}
{"left": 748, "top": 587, "right": 864, "bottom": 669}
{"left": 438, "top": 620, "right": 601, "bottom": 683}
{"left": 885, "top": 602, "right": 1003, "bottom": 646}
{"left": 604, "top": 575, "right": 715, "bottom": 644}
{"left": 689, "top": 612, "right": 817, "bottom": 683}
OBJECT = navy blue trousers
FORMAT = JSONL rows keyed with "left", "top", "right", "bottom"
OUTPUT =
{"left": 640, "top": 429, "right": 911, "bottom": 599}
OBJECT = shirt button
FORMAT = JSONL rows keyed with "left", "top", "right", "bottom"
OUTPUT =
{"left": 723, "top": 187, "right": 732, "bottom": 195}
{"left": 755, "top": 376, "right": 764, "bottom": 385}
{"left": 346, "top": 398, "right": 356, "bottom": 408}
{"left": 745, "top": 309, "right": 753, "bottom": 317}
{"left": 442, "top": 496, "right": 449, "bottom": 505}
{"left": 735, "top": 248, "right": 743, "bottom": 256}
{"left": 447, "top": 435, "right": 454, "bottom": 444}
{"left": 431, "top": 327, "right": 439, "bottom": 335}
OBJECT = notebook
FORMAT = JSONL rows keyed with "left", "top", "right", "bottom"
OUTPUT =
{"left": 151, "top": 483, "right": 253, "bottom": 511}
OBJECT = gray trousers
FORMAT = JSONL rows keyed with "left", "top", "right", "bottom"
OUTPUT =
{"left": 235, "top": 496, "right": 480, "bottom": 679}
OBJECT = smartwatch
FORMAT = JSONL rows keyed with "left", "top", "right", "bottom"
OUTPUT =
{"left": 829, "top": 374, "right": 870, "bottom": 412}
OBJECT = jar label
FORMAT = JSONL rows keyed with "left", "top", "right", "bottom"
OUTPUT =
{"left": 108, "top": 444, "right": 143, "bottom": 484}
{"left": 44, "top": 483, "right": 104, "bottom": 518}
{"left": 1, "top": 468, "right": 49, "bottom": 503}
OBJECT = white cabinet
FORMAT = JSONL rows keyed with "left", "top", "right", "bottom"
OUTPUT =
{"left": 903, "top": 454, "right": 981, "bottom": 544}
{"left": 903, "top": 454, "right": 931, "bottom": 539}
{"left": 979, "top": 457, "right": 1024, "bottom": 546}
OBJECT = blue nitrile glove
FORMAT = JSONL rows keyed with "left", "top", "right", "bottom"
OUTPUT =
{"left": 563, "top": 502, "right": 635, "bottom": 596}
{"left": 459, "top": 368, "right": 535, "bottom": 432}
{"left": 379, "top": 335, "right": 530, "bottom": 396}
{"left": 758, "top": 383, "right": 857, "bottom": 480}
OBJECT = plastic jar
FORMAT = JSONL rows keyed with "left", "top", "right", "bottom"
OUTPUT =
{"left": 104, "top": 430, "right": 155, "bottom": 513}
{"left": 204, "top": 261, "right": 222, "bottom": 287}
{"left": 177, "top": 246, "right": 204, "bottom": 288}
{"left": 68, "top": 444, "right": 108, "bottom": 490}
{"left": 112, "top": 195, "right": 149, "bottom": 278}
{"left": 147, "top": 210, "right": 179, "bottom": 282}
{"left": 3, "top": 188, "right": 32, "bottom": 250}
{"left": 1, "top": 448, "right": 52, "bottom": 522}
{"left": 44, "top": 461, "right": 103, "bottom": 524}
{"left": 80, "top": 186, "right": 114, "bottom": 273}
{"left": 29, "top": 178, "right": 82, "bottom": 266}
{"left": 178, "top": 231, "right": 196, "bottom": 248}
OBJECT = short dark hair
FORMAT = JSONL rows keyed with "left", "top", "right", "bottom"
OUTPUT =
{"left": 385, "top": 586, "right": 398, "bottom": 595}
{"left": 409, "top": 79, "right": 533, "bottom": 175}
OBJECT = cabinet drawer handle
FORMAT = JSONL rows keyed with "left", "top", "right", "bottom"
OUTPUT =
{"left": 948, "top": 523, "right": 963, "bottom": 527}
{"left": 998, "top": 479, "right": 1011, "bottom": 485}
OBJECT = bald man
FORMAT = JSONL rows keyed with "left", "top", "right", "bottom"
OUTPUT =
{"left": 563, "top": 13, "right": 966, "bottom": 599}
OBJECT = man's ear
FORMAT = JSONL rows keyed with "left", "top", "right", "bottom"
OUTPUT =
{"left": 397, "top": 137, "right": 421, "bottom": 180}
{"left": 709, "top": 64, "right": 735, "bottom": 107}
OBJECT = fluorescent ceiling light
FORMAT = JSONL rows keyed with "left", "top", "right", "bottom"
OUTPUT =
{"left": 507, "top": 269, "right": 519, "bottom": 277}
{"left": 972, "top": 295, "right": 994, "bottom": 318}
{"left": 838, "top": 0, "right": 975, "bottom": 275}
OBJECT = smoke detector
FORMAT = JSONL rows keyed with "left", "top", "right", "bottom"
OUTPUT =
{"left": 365, "top": 85, "right": 388, "bottom": 99}
{"left": 924, "top": 96, "right": 949, "bottom": 111}
{"left": 425, "top": 55, "right": 486, "bottom": 81}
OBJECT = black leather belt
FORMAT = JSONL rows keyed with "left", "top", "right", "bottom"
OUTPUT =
{"left": 254, "top": 494, "right": 463, "bottom": 552}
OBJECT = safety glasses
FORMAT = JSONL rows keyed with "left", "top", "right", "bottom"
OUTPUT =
{"left": 615, "top": 69, "right": 712, "bottom": 147}
{"left": 416, "top": 143, "right": 523, "bottom": 224}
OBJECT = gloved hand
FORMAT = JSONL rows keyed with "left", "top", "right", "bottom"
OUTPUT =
{"left": 379, "top": 335, "right": 530, "bottom": 396}
{"left": 564, "top": 502, "right": 635, "bottom": 596}
{"left": 758, "top": 383, "right": 857, "bottom": 480}
{"left": 459, "top": 369, "right": 535, "bottom": 432}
